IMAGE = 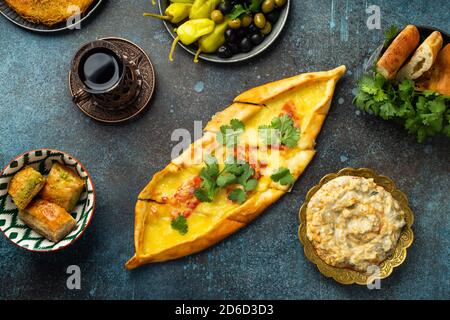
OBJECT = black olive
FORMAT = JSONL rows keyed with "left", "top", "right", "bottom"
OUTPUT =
{"left": 218, "top": 1, "right": 233, "bottom": 15}
{"left": 217, "top": 45, "right": 233, "bottom": 59}
{"left": 239, "top": 37, "right": 253, "bottom": 53}
{"left": 228, "top": 42, "right": 240, "bottom": 54}
{"left": 250, "top": 33, "right": 264, "bottom": 45}
{"left": 236, "top": 28, "right": 247, "bottom": 39}
{"left": 225, "top": 29, "right": 237, "bottom": 43}
{"left": 266, "top": 9, "right": 280, "bottom": 24}
{"left": 247, "top": 23, "right": 259, "bottom": 34}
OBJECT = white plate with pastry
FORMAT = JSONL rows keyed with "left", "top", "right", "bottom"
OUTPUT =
{"left": 0, "top": 149, "right": 95, "bottom": 252}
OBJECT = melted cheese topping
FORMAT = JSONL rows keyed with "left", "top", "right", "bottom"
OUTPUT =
{"left": 142, "top": 203, "right": 220, "bottom": 255}
{"left": 306, "top": 176, "right": 406, "bottom": 272}
{"left": 139, "top": 76, "right": 338, "bottom": 257}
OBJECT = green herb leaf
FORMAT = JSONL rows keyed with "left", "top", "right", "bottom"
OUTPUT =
{"left": 248, "top": 0, "right": 264, "bottom": 12}
{"left": 228, "top": 188, "right": 246, "bottom": 204}
{"left": 194, "top": 187, "right": 214, "bottom": 203}
{"left": 227, "top": 4, "right": 248, "bottom": 20}
{"left": 383, "top": 25, "right": 399, "bottom": 48}
{"left": 217, "top": 173, "right": 237, "bottom": 188}
{"left": 244, "top": 178, "right": 258, "bottom": 192}
{"left": 194, "top": 156, "right": 220, "bottom": 202}
{"left": 171, "top": 215, "right": 188, "bottom": 235}
{"left": 354, "top": 71, "right": 450, "bottom": 142}
{"left": 217, "top": 119, "right": 245, "bottom": 147}
{"left": 271, "top": 167, "right": 295, "bottom": 186}
{"left": 195, "top": 156, "right": 259, "bottom": 203}
{"left": 259, "top": 114, "right": 300, "bottom": 148}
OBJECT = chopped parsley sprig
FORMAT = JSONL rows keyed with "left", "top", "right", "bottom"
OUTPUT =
{"left": 171, "top": 215, "right": 188, "bottom": 235}
{"left": 194, "top": 155, "right": 220, "bottom": 203}
{"left": 259, "top": 115, "right": 300, "bottom": 148}
{"left": 194, "top": 156, "right": 257, "bottom": 205}
{"left": 383, "top": 25, "right": 399, "bottom": 48}
{"left": 270, "top": 167, "right": 295, "bottom": 186}
{"left": 228, "top": 0, "right": 264, "bottom": 19}
{"left": 217, "top": 119, "right": 245, "bottom": 147}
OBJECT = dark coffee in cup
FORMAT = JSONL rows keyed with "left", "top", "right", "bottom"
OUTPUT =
{"left": 79, "top": 48, "right": 123, "bottom": 93}
{"left": 71, "top": 39, "right": 142, "bottom": 109}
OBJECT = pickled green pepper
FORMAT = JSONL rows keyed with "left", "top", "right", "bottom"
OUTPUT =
{"left": 194, "top": 21, "right": 228, "bottom": 63}
{"left": 144, "top": 3, "right": 192, "bottom": 24}
{"left": 169, "top": 18, "right": 215, "bottom": 61}
{"left": 189, "top": 0, "right": 221, "bottom": 19}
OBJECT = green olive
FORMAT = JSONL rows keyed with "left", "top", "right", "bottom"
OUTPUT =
{"left": 254, "top": 13, "right": 266, "bottom": 29}
{"left": 241, "top": 14, "right": 252, "bottom": 28}
{"left": 211, "top": 10, "right": 224, "bottom": 23}
{"left": 261, "top": 0, "right": 275, "bottom": 13}
{"left": 228, "top": 18, "right": 242, "bottom": 29}
{"left": 274, "top": 0, "right": 287, "bottom": 7}
{"left": 261, "top": 21, "right": 272, "bottom": 35}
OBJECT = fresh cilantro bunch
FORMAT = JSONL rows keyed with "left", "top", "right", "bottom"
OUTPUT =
{"left": 217, "top": 119, "right": 245, "bottom": 147}
{"left": 354, "top": 72, "right": 450, "bottom": 142}
{"left": 194, "top": 156, "right": 258, "bottom": 205}
{"left": 259, "top": 115, "right": 300, "bottom": 147}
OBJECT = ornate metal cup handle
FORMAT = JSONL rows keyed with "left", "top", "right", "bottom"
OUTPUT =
{"left": 73, "top": 89, "right": 90, "bottom": 103}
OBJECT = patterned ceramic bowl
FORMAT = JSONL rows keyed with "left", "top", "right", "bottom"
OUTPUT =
{"left": 298, "top": 168, "right": 414, "bottom": 285}
{"left": 0, "top": 149, "right": 95, "bottom": 252}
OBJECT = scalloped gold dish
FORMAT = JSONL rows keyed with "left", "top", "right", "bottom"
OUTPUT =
{"left": 298, "top": 168, "right": 414, "bottom": 285}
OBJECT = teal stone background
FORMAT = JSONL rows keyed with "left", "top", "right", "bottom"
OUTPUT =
{"left": 0, "top": 0, "right": 449, "bottom": 299}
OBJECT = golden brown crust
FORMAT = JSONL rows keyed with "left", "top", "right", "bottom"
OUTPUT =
{"left": 269, "top": 151, "right": 316, "bottom": 191}
{"left": 415, "top": 44, "right": 450, "bottom": 96}
{"left": 40, "top": 163, "right": 85, "bottom": 212}
{"left": 396, "top": 31, "right": 444, "bottom": 81}
{"left": 234, "top": 66, "right": 346, "bottom": 105}
{"left": 127, "top": 67, "right": 346, "bottom": 269}
{"left": 126, "top": 189, "right": 284, "bottom": 269}
{"left": 19, "top": 199, "right": 76, "bottom": 243}
{"left": 376, "top": 25, "right": 420, "bottom": 79}
{"left": 8, "top": 166, "right": 45, "bottom": 210}
{"left": 204, "top": 103, "right": 264, "bottom": 133}
{"left": 5, "top": 0, "right": 95, "bottom": 26}
{"left": 299, "top": 113, "right": 327, "bottom": 150}
{"left": 126, "top": 217, "right": 243, "bottom": 269}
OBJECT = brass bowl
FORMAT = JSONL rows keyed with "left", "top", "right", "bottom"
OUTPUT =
{"left": 298, "top": 168, "right": 414, "bottom": 285}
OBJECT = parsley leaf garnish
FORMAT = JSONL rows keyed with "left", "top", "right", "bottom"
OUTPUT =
{"left": 259, "top": 114, "right": 300, "bottom": 147}
{"left": 270, "top": 167, "right": 295, "bottom": 186}
{"left": 227, "top": 0, "right": 264, "bottom": 19}
{"left": 383, "top": 25, "right": 399, "bottom": 48}
{"left": 217, "top": 119, "right": 245, "bottom": 147}
{"left": 354, "top": 72, "right": 450, "bottom": 142}
{"left": 194, "top": 157, "right": 258, "bottom": 204}
{"left": 248, "top": 0, "right": 264, "bottom": 12}
{"left": 227, "top": 4, "right": 248, "bottom": 20}
{"left": 194, "top": 155, "right": 220, "bottom": 202}
{"left": 228, "top": 188, "right": 246, "bottom": 204}
{"left": 171, "top": 215, "right": 188, "bottom": 235}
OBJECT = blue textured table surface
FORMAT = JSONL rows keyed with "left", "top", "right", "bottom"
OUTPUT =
{"left": 0, "top": 0, "right": 449, "bottom": 300}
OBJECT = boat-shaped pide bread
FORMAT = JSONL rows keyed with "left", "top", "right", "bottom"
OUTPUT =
{"left": 126, "top": 66, "right": 346, "bottom": 269}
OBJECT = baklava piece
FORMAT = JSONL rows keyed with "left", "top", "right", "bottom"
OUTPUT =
{"left": 19, "top": 199, "right": 77, "bottom": 243}
{"left": 40, "top": 163, "right": 85, "bottom": 212}
{"left": 8, "top": 166, "right": 46, "bottom": 210}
